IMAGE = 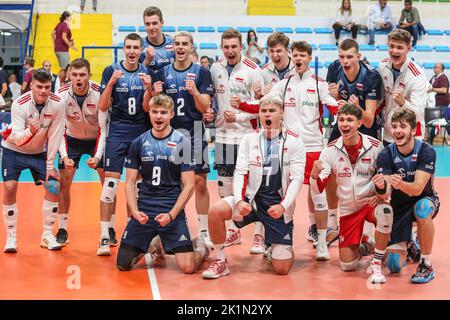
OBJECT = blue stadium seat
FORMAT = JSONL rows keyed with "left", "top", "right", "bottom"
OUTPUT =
{"left": 256, "top": 27, "right": 274, "bottom": 33}
{"left": 162, "top": 26, "right": 176, "bottom": 33}
{"left": 237, "top": 27, "right": 253, "bottom": 33}
{"left": 218, "top": 26, "right": 233, "bottom": 33}
{"left": 197, "top": 26, "right": 215, "bottom": 33}
{"left": 295, "top": 27, "right": 313, "bottom": 34}
{"left": 199, "top": 42, "right": 218, "bottom": 49}
{"left": 445, "top": 30, "right": 450, "bottom": 36}
{"left": 426, "top": 29, "right": 444, "bottom": 36}
{"left": 138, "top": 26, "right": 145, "bottom": 32}
{"left": 359, "top": 44, "right": 376, "bottom": 51}
{"left": 434, "top": 46, "right": 450, "bottom": 52}
{"left": 375, "top": 29, "right": 389, "bottom": 34}
{"left": 118, "top": 26, "right": 136, "bottom": 32}
{"left": 319, "top": 44, "right": 337, "bottom": 50}
{"left": 310, "top": 44, "right": 318, "bottom": 50}
{"left": 315, "top": 28, "right": 333, "bottom": 34}
{"left": 377, "top": 44, "right": 389, "bottom": 51}
{"left": 275, "top": 27, "right": 294, "bottom": 34}
{"left": 369, "top": 61, "right": 380, "bottom": 68}
{"left": 444, "top": 62, "right": 450, "bottom": 69}
{"left": 178, "top": 26, "right": 195, "bottom": 32}
{"left": 193, "top": 43, "right": 198, "bottom": 49}
{"left": 309, "top": 61, "right": 323, "bottom": 68}
{"left": 422, "top": 62, "right": 435, "bottom": 69}
{"left": 415, "top": 45, "right": 433, "bottom": 52}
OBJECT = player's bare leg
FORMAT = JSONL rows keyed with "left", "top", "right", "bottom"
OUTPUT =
{"left": 196, "top": 173, "right": 212, "bottom": 248}
{"left": 56, "top": 167, "right": 76, "bottom": 246}
{"left": 98, "top": 171, "right": 120, "bottom": 255}
{"left": 310, "top": 189, "right": 329, "bottom": 261}
{"left": 41, "top": 185, "right": 61, "bottom": 251}
{"left": 98, "top": 168, "right": 118, "bottom": 246}
{"left": 325, "top": 173, "right": 339, "bottom": 245}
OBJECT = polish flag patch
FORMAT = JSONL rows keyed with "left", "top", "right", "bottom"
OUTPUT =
{"left": 412, "top": 154, "right": 417, "bottom": 162}
{"left": 361, "top": 157, "right": 371, "bottom": 163}
{"left": 87, "top": 103, "right": 96, "bottom": 108}
{"left": 399, "top": 82, "right": 406, "bottom": 89}
{"left": 167, "top": 141, "right": 177, "bottom": 147}
{"left": 235, "top": 77, "right": 244, "bottom": 83}
{"left": 356, "top": 83, "right": 364, "bottom": 90}
{"left": 43, "top": 113, "right": 52, "bottom": 119}
{"left": 165, "top": 44, "right": 173, "bottom": 50}
{"left": 186, "top": 73, "right": 196, "bottom": 80}
{"left": 307, "top": 89, "right": 316, "bottom": 94}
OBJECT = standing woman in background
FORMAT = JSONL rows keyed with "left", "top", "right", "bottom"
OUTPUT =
{"left": 52, "top": 11, "right": 77, "bottom": 69}
{"left": 332, "top": 0, "right": 359, "bottom": 46}
{"left": 245, "top": 29, "right": 266, "bottom": 66}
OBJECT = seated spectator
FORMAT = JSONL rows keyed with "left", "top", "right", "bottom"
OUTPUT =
{"left": 368, "top": 0, "right": 394, "bottom": 45}
{"left": 200, "top": 55, "right": 211, "bottom": 69}
{"left": 428, "top": 63, "right": 450, "bottom": 144}
{"left": 245, "top": 29, "right": 266, "bottom": 66}
{"left": 398, "top": 0, "right": 422, "bottom": 47}
{"left": 332, "top": 0, "right": 359, "bottom": 46}
{"left": 8, "top": 74, "right": 21, "bottom": 102}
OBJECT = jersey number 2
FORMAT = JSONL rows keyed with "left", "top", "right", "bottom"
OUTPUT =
{"left": 177, "top": 98, "right": 185, "bottom": 116}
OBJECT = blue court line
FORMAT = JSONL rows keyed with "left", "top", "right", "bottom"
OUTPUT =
{"left": 1, "top": 146, "right": 449, "bottom": 182}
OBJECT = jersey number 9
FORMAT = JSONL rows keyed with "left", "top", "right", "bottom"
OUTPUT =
{"left": 152, "top": 166, "right": 161, "bottom": 186}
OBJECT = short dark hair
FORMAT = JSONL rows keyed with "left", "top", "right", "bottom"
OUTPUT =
{"left": 32, "top": 68, "right": 52, "bottom": 83}
{"left": 70, "top": 58, "right": 91, "bottom": 73}
{"left": 267, "top": 32, "right": 290, "bottom": 49}
{"left": 124, "top": 33, "right": 143, "bottom": 47}
{"left": 60, "top": 11, "right": 71, "bottom": 23}
{"left": 24, "top": 56, "right": 34, "bottom": 67}
{"left": 0, "top": 57, "right": 3, "bottom": 68}
{"left": 404, "top": 0, "right": 412, "bottom": 4}
{"left": 290, "top": 41, "right": 312, "bottom": 56}
{"left": 246, "top": 30, "right": 258, "bottom": 45}
{"left": 391, "top": 109, "right": 416, "bottom": 129}
{"left": 143, "top": 6, "right": 163, "bottom": 21}
{"left": 221, "top": 29, "right": 242, "bottom": 44}
{"left": 337, "top": 103, "right": 362, "bottom": 120}
{"left": 339, "top": 39, "right": 359, "bottom": 52}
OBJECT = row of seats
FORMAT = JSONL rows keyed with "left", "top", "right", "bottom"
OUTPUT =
{"left": 117, "top": 25, "right": 450, "bottom": 36}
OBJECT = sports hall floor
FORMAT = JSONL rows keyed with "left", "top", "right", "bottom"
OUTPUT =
{"left": 0, "top": 146, "right": 449, "bottom": 300}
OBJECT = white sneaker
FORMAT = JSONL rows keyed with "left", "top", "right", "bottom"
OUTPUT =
{"left": 250, "top": 234, "right": 265, "bottom": 254}
{"left": 4, "top": 234, "right": 17, "bottom": 253}
{"left": 202, "top": 259, "right": 230, "bottom": 279}
{"left": 316, "top": 242, "right": 330, "bottom": 261}
{"left": 97, "top": 238, "right": 111, "bottom": 256}
{"left": 224, "top": 229, "right": 241, "bottom": 247}
{"left": 40, "top": 233, "right": 62, "bottom": 251}
{"left": 369, "top": 260, "right": 386, "bottom": 284}
{"left": 264, "top": 246, "right": 272, "bottom": 262}
{"left": 199, "top": 230, "right": 213, "bottom": 249}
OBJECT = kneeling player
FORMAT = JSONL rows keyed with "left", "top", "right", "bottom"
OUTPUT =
{"left": 202, "top": 95, "right": 306, "bottom": 279}
{"left": 377, "top": 109, "right": 439, "bottom": 284}
{"left": 116, "top": 95, "right": 207, "bottom": 273}
{"left": 310, "top": 103, "right": 393, "bottom": 284}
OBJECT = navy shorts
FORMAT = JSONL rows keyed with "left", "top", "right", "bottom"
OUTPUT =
{"left": 2, "top": 147, "right": 46, "bottom": 184}
{"left": 389, "top": 195, "right": 440, "bottom": 246}
{"left": 104, "top": 140, "right": 131, "bottom": 174}
{"left": 58, "top": 135, "right": 103, "bottom": 169}
{"left": 213, "top": 142, "right": 239, "bottom": 177}
{"left": 233, "top": 198, "right": 293, "bottom": 246}
{"left": 192, "top": 139, "right": 210, "bottom": 175}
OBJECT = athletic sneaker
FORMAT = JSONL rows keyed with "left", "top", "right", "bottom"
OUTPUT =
{"left": 326, "top": 227, "right": 339, "bottom": 247}
{"left": 369, "top": 260, "right": 386, "bottom": 284}
{"left": 4, "top": 234, "right": 17, "bottom": 253}
{"left": 56, "top": 228, "right": 69, "bottom": 246}
{"left": 264, "top": 246, "right": 272, "bottom": 262}
{"left": 250, "top": 234, "right": 265, "bottom": 254}
{"left": 109, "top": 227, "right": 118, "bottom": 247}
{"left": 407, "top": 239, "right": 421, "bottom": 263}
{"left": 202, "top": 259, "right": 230, "bottom": 279}
{"left": 97, "top": 238, "right": 111, "bottom": 256}
{"left": 199, "top": 230, "right": 213, "bottom": 249}
{"left": 307, "top": 224, "right": 318, "bottom": 248}
{"left": 224, "top": 229, "right": 241, "bottom": 247}
{"left": 40, "top": 233, "right": 62, "bottom": 251}
{"left": 316, "top": 243, "right": 330, "bottom": 261}
{"left": 411, "top": 259, "right": 435, "bottom": 284}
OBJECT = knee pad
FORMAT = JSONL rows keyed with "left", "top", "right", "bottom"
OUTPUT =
{"left": 310, "top": 190, "right": 328, "bottom": 211}
{"left": 271, "top": 244, "right": 293, "bottom": 260}
{"left": 339, "top": 259, "right": 359, "bottom": 272}
{"left": 414, "top": 198, "right": 434, "bottom": 220}
{"left": 375, "top": 203, "right": 393, "bottom": 234}
{"left": 218, "top": 176, "right": 233, "bottom": 198}
{"left": 116, "top": 243, "right": 145, "bottom": 271}
{"left": 386, "top": 252, "right": 406, "bottom": 274}
{"left": 101, "top": 177, "right": 120, "bottom": 203}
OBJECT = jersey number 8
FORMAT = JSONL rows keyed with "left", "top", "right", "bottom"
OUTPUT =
{"left": 128, "top": 97, "right": 137, "bottom": 115}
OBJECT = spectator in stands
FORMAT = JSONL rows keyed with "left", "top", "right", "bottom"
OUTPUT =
{"left": 80, "top": 0, "right": 97, "bottom": 12}
{"left": 429, "top": 63, "right": 449, "bottom": 114}
{"left": 52, "top": 11, "right": 77, "bottom": 69}
{"left": 54, "top": 64, "right": 70, "bottom": 92}
{"left": 42, "top": 60, "right": 57, "bottom": 92}
{"left": 21, "top": 56, "right": 34, "bottom": 93}
{"left": 0, "top": 57, "right": 8, "bottom": 99}
{"left": 8, "top": 74, "right": 21, "bottom": 102}
{"left": 368, "top": 0, "right": 394, "bottom": 45}
{"left": 200, "top": 55, "right": 211, "bottom": 69}
{"left": 332, "top": 0, "right": 359, "bottom": 46}
{"left": 245, "top": 29, "right": 266, "bottom": 66}
{"left": 191, "top": 48, "right": 199, "bottom": 63}
{"left": 398, "top": 0, "right": 422, "bottom": 47}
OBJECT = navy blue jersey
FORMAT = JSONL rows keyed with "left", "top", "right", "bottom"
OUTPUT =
{"left": 100, "top": 62, "right": 155, "bottom": 142}
{"left": 377, "top": 139, "right": 438, "bottom": 209}
{"left": 156, "top": 62, "right": 213, "bottom": 138}
{"left": 327, "top": 60, "right": 382, "bottom": 137}
{"left": 139, "top": 34, "right": 175, "bottom": 71}
{"left": 125, "top": 128, "right": 195, "bottom": 202}
{"left": 255, "top": 136, "right": 283, "bottom": 206}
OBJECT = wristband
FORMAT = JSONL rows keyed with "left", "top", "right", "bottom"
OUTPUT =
{"left": 167, "top": 213, "right": 173, "bottom": 222}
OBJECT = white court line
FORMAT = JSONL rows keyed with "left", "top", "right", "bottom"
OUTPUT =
{"left": 144, "top": 253, "right": 161, "bottom": 300}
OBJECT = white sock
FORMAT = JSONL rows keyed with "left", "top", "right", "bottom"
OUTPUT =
{"left": 109, "top": 214, "right": 115, "bottom": 228}
{"left": 42, "top": 200, "right": 58, "bottom": 234}
{"left": 373, "top": 248, "right": 386, "bottom": 263}
{"left": 100, "top": 221, "right": 109, "bottom": 239}
{"left": 214, "top": 243, "right": 226, "bottom": 261}
{"left": 226, "top": 219, "right": 238, "bottom": 232}
{"left": 193, "top": 237, "right": 206, "bottom": 257}
{"left": 317, "top": 229, "right": 327, "bottom": 246}
{"left": 254, "top": 221, "right": 264, "bottom": 236}
{"left": 58, "top": 213, "right": 68, "bottom": 230}
{"left": 309, "top": 212, "right": 316, "bottom": 226}
{"left": 3, "top": 203, "right": 18, "bottom": 236}
{"left": 421, "top": 254, "right": 432, "bottom": 266}
{"left": 327, "top": 208, "right": 338, "bottom": 230}
{"left": 198, "top": 214, "right": 208, "bottom": 233}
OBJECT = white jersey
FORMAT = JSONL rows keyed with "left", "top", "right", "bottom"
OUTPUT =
{"left": 57, "top": 81, "right": 106, "bottom": 160}
{"left": 261, "top": 58, "right": 296, "bottom": 86}
{"left": 1, "top": 91, "right": 65, "bottom": 170}
{"left": 310, "top": 134, "right": 383, "bottom": 216}
{"left": 233, "top": 124, "right": 306, "bottom": 223}
{"left": 268, "top": 69, "right": 338, "bottom": 152}
{"left": 210, "top": 56, "right": 263, "bottom": 145}
{"left": 378, "top": 57, "right": 428, "bottom": 143}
